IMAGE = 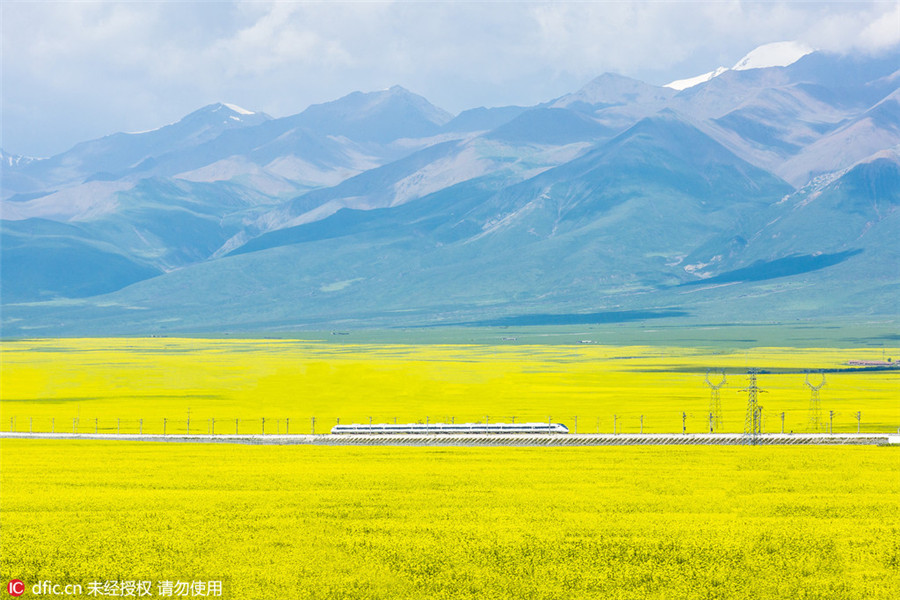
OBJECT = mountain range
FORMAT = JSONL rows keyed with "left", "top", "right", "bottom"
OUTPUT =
{"left": 2, "top": 43, "right": 898, "bottom": 335}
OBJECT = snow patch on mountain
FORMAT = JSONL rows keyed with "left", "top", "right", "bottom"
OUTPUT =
{"left": 666, "top": 41, "right": 814, "bottom": 90}
{"left": 1, "top": 150, "right": 41, "bottom": 167}
{"left": 683, "top": 255, "right": 722, "bottom": 278}
{"left": 666, "top": 67, "right": 729, "bottom": 92}
{"left": 127, "top": 103, "right": 262, "bottom": 134}
{"left": 223, "top": 103, "right": 254, "bottom": 115}
{"left": 733, "top": 41, "right": 814, "bottom": 71}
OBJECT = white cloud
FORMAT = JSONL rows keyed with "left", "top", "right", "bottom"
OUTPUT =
{"left": 857, "top": 3, "right": 900, "bottom": 52}
{"left": 799, "top": 2, "right": 900, "bottom": 53}
{"left": 205, "top": 3, "right": 356, "bottom": 76}
{"left": 2, "top": 1, "right": 897, "bottom": 157}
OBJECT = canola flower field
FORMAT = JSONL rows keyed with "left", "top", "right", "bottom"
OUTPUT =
{"left": 2, "top": 338, "right": 899, "bottom": 598}
{"left": 1, "top": 338, "right": 898, "bottom": 434}
{"left": 2, "top": 440, "right": 898, "bottom": 599}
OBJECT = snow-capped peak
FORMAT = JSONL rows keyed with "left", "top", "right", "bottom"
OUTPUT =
{"left": 222, "top": 103, "right": 254, "bottom": 115}
{"left": 1, "top": 148, "right": 40, "bottom": 167}
{"left": 665, "top": 41, "right": 815, "bottom": 91}
{"left": 665, "top": 67, "right": 729, "bottom": 92}
{"left": 732, "top": 41, "right": 814, "bottom": 71}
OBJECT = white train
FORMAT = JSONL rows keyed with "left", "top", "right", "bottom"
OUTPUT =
{"left": 330, "top": 422, "right": 569, "bottom": 435}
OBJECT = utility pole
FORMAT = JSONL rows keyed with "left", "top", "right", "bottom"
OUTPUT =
{"left": 682, "top": 412, "right": 687, "bottom": 435}
{"left": 781, "top": 412, "right": 785, "bottom": 434}
{"left": 311, "top": 417, "right": 316, "bottom": 434}
{"left": 613, "top": 414, "right": 617, "bottom": 435}
{"left": 573, "top": 416, "right": 577, "bottom": 434}
{"left": 856, "top": 411, "right": 861, "bottom": 433}
{"left": 640, "top": 415, "right": 644, "bottom": 435}
{"left": 829, "top": 410, "right": 835, "bottom": 434}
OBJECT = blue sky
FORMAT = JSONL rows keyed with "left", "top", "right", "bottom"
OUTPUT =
{"left": 2, "top": 1, "right": 898, "bottom": 157}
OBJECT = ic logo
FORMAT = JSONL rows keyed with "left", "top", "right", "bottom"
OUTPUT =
{"left": 7, "top": 580, "right": 24, "bottom": 597}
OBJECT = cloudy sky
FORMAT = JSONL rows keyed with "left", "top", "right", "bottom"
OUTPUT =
{"left": 2, "top": 1, "right": 898, "bottom": 157}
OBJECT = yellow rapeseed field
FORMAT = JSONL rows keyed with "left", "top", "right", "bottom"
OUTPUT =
{"left": 1, "top": 338, "right": 897, "bottom": 434}
{"left": 1, "top": 441, "right": 898, "bottom": 599}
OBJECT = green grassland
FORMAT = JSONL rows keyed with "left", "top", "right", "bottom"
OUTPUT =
{"left": 99, "top": 320, "right": 900, "bottom": 349}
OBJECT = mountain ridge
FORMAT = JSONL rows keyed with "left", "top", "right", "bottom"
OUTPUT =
{"left": 2, "top": 45, "right": 897, "bottom": 335}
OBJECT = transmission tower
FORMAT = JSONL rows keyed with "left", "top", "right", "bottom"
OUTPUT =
{"left": 704, "top": 369, "right": 727, "bottom": 432}
{"left": 805, "top": 371, "right": 826, "bottom": 432}
{"left": 742, "top": 369, "right": 767, "bottom": 445}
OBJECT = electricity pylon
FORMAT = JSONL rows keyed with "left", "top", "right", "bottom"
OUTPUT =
{"left": 704, "top": 369, "right": 727, "bottom": 432}
{"left": 806, "top": 371, "right": 826, "bottom": 432}
{"left": 742, "top": 369, "right": 766, "bottom": 445}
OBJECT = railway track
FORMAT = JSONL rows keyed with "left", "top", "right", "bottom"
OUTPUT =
{"left": 2, "top": 432, "right": 898, "bottom": 446}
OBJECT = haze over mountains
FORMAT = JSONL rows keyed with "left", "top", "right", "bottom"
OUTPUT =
{"left": 2, "top": 43, "right": 898, "bottom": 335}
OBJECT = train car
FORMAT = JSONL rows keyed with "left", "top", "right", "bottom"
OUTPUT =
{"left": 330, "top": 422, "right": 569, "bottom": 435}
